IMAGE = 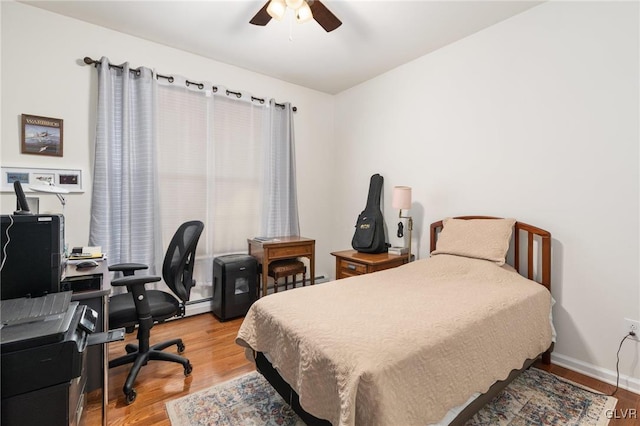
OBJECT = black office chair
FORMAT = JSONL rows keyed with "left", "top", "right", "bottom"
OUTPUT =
{"left": 108, "top": 220, "right": 204, "bottom": 404}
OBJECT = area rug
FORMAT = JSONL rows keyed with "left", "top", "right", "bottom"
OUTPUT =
{"left": 465, "top": 368, "right": 617, "bottom": 426}
{"left": 166, "top": 368, "right": 617, "bottom": 426}
{"left": 166, "top": 371, "right": 304, "bottom": 426}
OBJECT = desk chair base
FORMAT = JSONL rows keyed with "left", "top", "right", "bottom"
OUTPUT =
{"left": 109, "top": 338, "right": 192, "bottom": 404}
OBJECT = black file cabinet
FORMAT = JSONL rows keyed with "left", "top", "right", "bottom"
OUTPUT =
{"left": 212, "top": 254, "right": 258, "bottom": 321}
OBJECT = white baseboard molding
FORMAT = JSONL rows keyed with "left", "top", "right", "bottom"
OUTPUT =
{"left": 551, "top": 352, "right": 640, "bottom": 395}
{"left": 185, "top": 299, "right": 213, "bottom": 317}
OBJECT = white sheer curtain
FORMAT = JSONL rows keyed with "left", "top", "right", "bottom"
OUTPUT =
{"left": 90, "top": 62, "right": 299, "bottom": 302}
{"left": 155, "top": 80, "right": 268, "bottom": 301}
{"left": 89, "top": 57, "right": 163, "bottom": 285}
{"left": 262, "top": 100, "right": 300, "bottom": 237}
{"left": 155, "top": 77, "right": 213, "bottom": 300}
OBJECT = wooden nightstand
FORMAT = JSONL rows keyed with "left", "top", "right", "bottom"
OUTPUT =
{"left": 330, "top": 250, "right": 409, "bottom": 280}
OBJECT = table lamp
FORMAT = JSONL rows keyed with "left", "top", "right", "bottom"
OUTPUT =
{"left": 392, "top": 186, "right": 413, "bottom": 261}
{"left": 29, "top": 181, "right": 69, "bottom": 215}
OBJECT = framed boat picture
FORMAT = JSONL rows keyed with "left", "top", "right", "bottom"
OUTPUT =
{"left": 21, "top": 114, "right": 63, "bottom": 157}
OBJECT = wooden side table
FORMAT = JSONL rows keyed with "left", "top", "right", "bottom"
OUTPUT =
{"left": 330, "top": 250, "right": 409, "bottom": 280}
{"left": 248, "top": 236, "right": 315, "bottom": 297}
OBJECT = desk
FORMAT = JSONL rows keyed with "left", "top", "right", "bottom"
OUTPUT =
{"left": 62, "top": 260, "right": 110, "bottom": 426}
{"left": 248, "top": 236, "right": 315, "bottom": 298}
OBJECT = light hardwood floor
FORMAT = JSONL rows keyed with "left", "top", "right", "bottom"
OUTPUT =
{"left": 82, "top": 313, "right": 640, "bottom": 426}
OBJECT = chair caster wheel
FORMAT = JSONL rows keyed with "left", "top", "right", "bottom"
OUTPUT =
{"left": 125, "top": 389, "right": 137, "bottom": 404}
{"left": 177, "top": 342, "right": 185, "bottom": 353}
{"left": 184, "top": 363, "right": 193, "bottom": 376}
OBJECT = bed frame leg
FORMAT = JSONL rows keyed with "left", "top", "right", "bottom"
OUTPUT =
{"left": 542, "top": 349, "right": 552, "bottom": 365}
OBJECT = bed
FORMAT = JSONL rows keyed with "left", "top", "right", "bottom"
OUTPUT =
{"left": 236, "top": 216, "right": 553, "bottom": 426}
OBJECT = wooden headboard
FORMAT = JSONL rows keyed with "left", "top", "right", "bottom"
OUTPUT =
{"left": 429, "top": 216, "right": 551, "bottom": 291}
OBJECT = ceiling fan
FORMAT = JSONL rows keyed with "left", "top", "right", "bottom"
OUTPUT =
{"left": 250, "top": 0, "right": 342, "bottom": 33}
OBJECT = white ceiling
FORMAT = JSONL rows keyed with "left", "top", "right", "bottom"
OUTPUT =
{"left": 22, "top": 0, "right": 543, "bottom": 94}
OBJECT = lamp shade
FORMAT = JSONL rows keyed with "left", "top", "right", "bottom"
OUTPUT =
{"left": 30, "top": 182, "right": 69, "bottom": 194}
{"left": 295, "top": 2, "right": 313, "bottom": 23}
{"left": 392, "top": 186, "right": 412, "bottom": 210}
{"left": 267, "top": 0, "right": 286, "bottom": 20}
{"left": 285, "top": 0, "right": 305, "bottom": 9}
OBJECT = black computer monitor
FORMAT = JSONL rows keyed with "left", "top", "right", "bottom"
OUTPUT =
{"left": 0, "top": 214, "right": 65, "bottom": 300}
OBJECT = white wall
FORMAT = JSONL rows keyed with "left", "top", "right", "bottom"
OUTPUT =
{"left": 2, "top": 0, "right": 638, "bottom": 392}
{"left": 334, "top": 1, "right": 639, "bottom": 390}
{"left": 0, "top": 1, "right": 336, "bottom": 280}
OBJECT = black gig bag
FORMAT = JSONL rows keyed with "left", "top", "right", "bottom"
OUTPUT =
{"left": 351, "top": 174, "right": 387, "bottom": 253}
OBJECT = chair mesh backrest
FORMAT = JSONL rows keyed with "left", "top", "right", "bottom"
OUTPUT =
{"left": 162, "top": 220, "right": 204, "bottom": 302}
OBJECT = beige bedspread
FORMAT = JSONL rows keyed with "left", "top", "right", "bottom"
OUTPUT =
{"left": 236, "top": 254, "right": 552, "bottom": 426}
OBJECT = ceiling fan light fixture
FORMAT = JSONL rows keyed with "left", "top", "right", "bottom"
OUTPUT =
{"left": 295, "top": 2, "right": 313, "bottom": 24}
{"left": 250, "top": 0, "right": 341, "bottom": 32}
{"left": 285, "top": 0, "right": 305, "bottom": 10}
{"left": 267, "top": 0, "right": 286, "bottom": 20}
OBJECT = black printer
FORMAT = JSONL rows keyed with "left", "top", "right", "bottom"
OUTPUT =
{"left": 1, "top": 292, "right": 97, "bottom": 426}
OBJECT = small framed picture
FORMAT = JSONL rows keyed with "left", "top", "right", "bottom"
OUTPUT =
{"left": 1, "top": 167, "right": 83, "bottom": 193}
{"left": 59, "top": 174, "right": 79, "bottom": 185}
{"left": 6, "top": 172, "right": 29, "bottom": 185}
{"left": 32, "top": 173, "right": 56, "bottom": 186}
{"left": 21, "top": 114, "right": 64, "bottom": 157}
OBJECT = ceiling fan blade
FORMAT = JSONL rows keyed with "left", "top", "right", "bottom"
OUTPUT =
{"left": 309, "top": 0, "right": 342, "bottom": 32}
{"left": 250, "top": 1, "right": 272, "bottom": 26}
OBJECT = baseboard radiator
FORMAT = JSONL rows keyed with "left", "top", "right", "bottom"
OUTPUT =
{"left": 184, "top": 275, "right": 328, "bottom": 317}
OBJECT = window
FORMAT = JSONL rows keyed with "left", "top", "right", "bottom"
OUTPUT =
{"left": 156, "top": 83, "right": 266, "bottom": 301}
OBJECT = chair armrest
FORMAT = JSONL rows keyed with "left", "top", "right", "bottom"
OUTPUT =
{"left": 109, "top": 263, "right": 149, "bottom": 276}
{"left": 110, "top": 275, "right": 161, "bottom": 330}
{"left": 111, "top": 275, "right": 161, "bottom": 288}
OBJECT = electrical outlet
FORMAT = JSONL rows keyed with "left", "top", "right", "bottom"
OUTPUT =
{"left": 624, "top": 318, "right": 640, "bottom": 340}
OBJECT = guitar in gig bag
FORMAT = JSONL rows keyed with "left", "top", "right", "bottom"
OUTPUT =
{"left": 351, "top": 173, "right": 387, "bottom": 253}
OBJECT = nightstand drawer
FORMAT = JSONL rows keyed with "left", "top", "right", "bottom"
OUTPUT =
{"left": 338, "top": 259, "right": 367, "bottom": 275}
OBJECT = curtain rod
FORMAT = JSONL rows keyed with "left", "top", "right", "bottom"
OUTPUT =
{"left": 83, "top": 56, "right": 297, "bottom": 112}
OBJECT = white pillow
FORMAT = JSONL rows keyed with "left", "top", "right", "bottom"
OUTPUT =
{"left": 432, "top": 217, "right": 516, "bottom": 265}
